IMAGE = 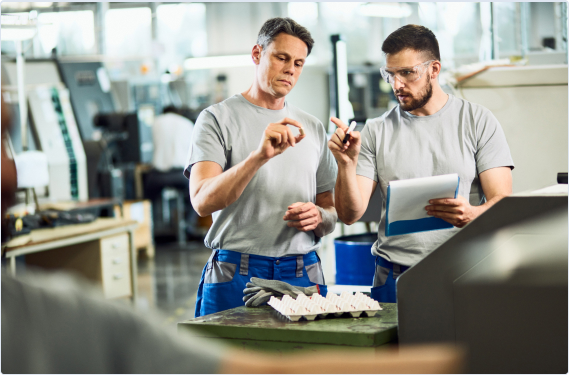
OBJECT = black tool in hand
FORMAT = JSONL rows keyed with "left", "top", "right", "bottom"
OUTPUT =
{"left": 342, "top": 121, "right": 357, "bottom": 144}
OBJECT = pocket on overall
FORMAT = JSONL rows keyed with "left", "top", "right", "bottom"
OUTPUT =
{"left": 204, "top": 260, "right": 236, "bottom": 284}
{"left": 306, "top": 261, "right": 325, "bottom": 285}
{"left": 373, "top": 263, "right": 390, "bottom": 288}
{"left": 371, "top": 262, "right": 396, "bottom": 302}
{"left": 201, "top": 260, "right": 244, "bottom": 316}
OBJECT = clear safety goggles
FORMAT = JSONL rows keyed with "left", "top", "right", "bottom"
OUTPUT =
{"left": 379, "top": 60, "right": 435, "bottom": 85}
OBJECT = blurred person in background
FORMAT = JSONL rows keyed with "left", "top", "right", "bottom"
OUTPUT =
{"left": 145, "top": 105, "right": 201, "bottom": 238}
{"left": 152, "top": 105, "right": 193, "bottom": 172}
{"left": 1, "top": 94, "right": 463, "bottom": 374}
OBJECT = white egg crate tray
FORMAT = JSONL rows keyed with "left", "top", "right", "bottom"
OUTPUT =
{"left": 267, "top": 291, "right": 382, "bottom": 322}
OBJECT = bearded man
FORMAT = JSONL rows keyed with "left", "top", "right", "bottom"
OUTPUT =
{"left": 328, "top": 24, "right": 514, "bottom": 303}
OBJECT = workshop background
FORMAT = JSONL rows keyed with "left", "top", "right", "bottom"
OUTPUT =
{"left": 1, "top": 1, "right": 567, "bottom": 331}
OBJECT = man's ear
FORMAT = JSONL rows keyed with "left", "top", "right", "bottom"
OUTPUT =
{"left": 431, "top": 60, "right": 442, "bottom": 79}
{"left": 252, "top": 44, "right": 262, "bottom": 65}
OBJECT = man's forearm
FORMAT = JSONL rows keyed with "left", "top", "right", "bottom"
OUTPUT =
{"left": 335, "top": 163, "right": 365, "bottom": 225}
{"left": 193, "top": 152, "right": 267, "bottom": 216}
{"left": 314, "top": 206, "right": 337, "bottom": 237}
{"left": 473, "top": 193, "right": 509, "bottom": 218}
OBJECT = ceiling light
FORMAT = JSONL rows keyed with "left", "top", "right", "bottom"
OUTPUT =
{"left": 32, "top": 2, "right": 53, "bottom": 8}
{"left": 358, "top": 3, "right": 413, "bottom": 18}
{"left": 1, "top": 14, "right": 38, "bottom": 41}
{"left": 1, "top": 26, "right": 37, "bottom": 41}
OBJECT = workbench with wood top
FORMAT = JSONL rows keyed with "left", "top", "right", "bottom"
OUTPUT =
{"left": 3, "top": 218, "right": 139, "bottom": 302}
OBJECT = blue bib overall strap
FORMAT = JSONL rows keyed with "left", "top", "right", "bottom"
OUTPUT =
{"left": 370, "top": 256, "right": 410, "bottom": 303}
{"left": 195, "top": 250, "right": 327, "bottom": 318}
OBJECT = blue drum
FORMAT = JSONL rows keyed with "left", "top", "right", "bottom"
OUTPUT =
{"left": 334, "top": 233, "right": 377, "bottom": 285}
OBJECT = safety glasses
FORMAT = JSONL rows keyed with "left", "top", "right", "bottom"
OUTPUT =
{"left": 380, "top": 60, "right": 435, "bottom": 85}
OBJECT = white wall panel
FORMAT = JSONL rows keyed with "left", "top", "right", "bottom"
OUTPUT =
{"left": 458, "top": 66, "right": 568, "bottom": 193}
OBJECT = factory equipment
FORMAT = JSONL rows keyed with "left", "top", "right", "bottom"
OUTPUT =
{"left": 329, "top": 34, "right": 351, "bottom": 132}
{"left": 92, "top": 109, "right": 154, "bottom": 200}
{"left": 110, "top": 79, "right": 164, "bottom": 118}
{"left": 56, "top": 61, "right": 116, "bottom": 141}
{"left": 3, "top": 60, "right": 90, "bottom": 202}
{"left": 347, "top": 69, "right": 397, "bottom": 122}
{"left": 27, "top": 85, "right": 89, "bottom": 202}
{"left": 57, "top": 61, "right": 160, "bottom": 200}
{"left": 93, "top": 109, "right": 154, "bottom": 165}
{"left": 397, "top": 187, "right": 567, "bottom": 373}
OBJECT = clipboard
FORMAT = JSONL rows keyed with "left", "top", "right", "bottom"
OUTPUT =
{"left": 385, "top": 174, "right": 460, "bottom": 237}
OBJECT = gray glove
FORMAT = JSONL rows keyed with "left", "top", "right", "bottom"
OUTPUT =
{"left": 242, "top": 278, "right": 320, "bottom": 308}
{"left": 242, "top": 287, "right": 276, "bottom": 307}
{"left": 247, "top": 277, "right": 319, "bottom": 299}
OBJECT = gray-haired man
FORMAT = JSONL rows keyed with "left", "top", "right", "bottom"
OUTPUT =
{"left": 185, "top": 18, "right": 338, "bottom": 317}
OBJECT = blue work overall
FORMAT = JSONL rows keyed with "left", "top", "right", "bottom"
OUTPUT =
{"left": 195, "top": 250, "right": 328, "bottom": 317}
{"left": 370, "top": 256, "right": 410, "bottom": 303}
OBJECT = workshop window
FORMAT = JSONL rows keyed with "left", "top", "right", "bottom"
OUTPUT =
{"left": 156, "top": 3, "right": 207, "bottom": 74}
{"left": 35, "top": 11, "right": 96, "bottom": 56}
{"left": 104, "top": 7, "right": 152, "bottom": 57}
{"left": 419, "top": 2, "right": 482, "bottom": 69}
{"left": 288, "top": 2, "right": 318, "bottom": 26}
{"left": 494, "top": 2, "right": 521, "bottom": 58}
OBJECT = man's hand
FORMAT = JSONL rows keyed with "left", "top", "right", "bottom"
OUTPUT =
{"left": 425, "top": 195, "right": 479, "bottom": 228}
{"left": 255, "top": 117, "right": 305, "bottom": 161}
{"left": 327, "top": 117, "right": 361, "bottom": 166}
{"left": 283, "top": 202, "right": 322, "bottom": 232}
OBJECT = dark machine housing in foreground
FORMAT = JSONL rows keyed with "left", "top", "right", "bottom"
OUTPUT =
{"left": 397, "top": 193, "right": 568, "bottom": 373}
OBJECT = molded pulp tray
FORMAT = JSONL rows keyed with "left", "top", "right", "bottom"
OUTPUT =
{"left": 267, "top": 291, "right": 382, "bottom": 322}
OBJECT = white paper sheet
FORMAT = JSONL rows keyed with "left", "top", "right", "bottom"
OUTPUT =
{"left": 388, "top": 174, "right": 459, "bottom": 222}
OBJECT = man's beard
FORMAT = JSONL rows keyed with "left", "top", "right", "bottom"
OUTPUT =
{"left": 396, "top": 74, "right": 433, "bottom": 112}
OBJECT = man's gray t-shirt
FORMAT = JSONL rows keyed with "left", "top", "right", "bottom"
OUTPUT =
{"left": 184, "top": 94, "right": 337, "bottom": 257}
{"left": 357, "top": 94, "right": 514, "bottom": 266}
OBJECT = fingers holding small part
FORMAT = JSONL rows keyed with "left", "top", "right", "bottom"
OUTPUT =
{"left": 275, "top": 118, "right": 306, "bottom": 146}
{"left": 278, "top": 117, "right": 302, "bottom": 129}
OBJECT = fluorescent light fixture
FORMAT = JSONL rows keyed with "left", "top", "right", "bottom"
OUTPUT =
{"left": 359, "top": 3, "right": 413, "bottom": 18}
{"left": 32, "top": 2, "right": 54, "bottom": 8}
{"left": 184, "top": 54, "right": 252, "bottom": 70}
{"left": 1, "top": 26, "right": 37, "bottom": 41}
{"left": 1, "top": 13, "right": 38, "bottom": 41}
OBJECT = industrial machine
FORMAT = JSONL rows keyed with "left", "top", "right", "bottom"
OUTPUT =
{"left": 57, "top": 61, "right": 116, "bottom": 141}
{"left": 57, "top": 60, "right": 159, "bottom": 200}
{"left": 27, "top": 85, "right": 89, "bottom": 201}
{"left": 397, "top": 186, "right": 568, "bottom": 373}
{"left": 3, "top": 60, "right": 89, "bottom": 202}
{"left": 110, "top": 79, "right": 164, "bottom": 118}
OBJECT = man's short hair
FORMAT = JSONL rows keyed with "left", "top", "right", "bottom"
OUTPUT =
{"left": 257, "top": 17, "right": 314, "bottom": 56}
{"left": 382, "top": 24, "right": 440, "bottom": 61}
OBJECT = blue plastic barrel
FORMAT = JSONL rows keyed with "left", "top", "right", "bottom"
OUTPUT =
{"left": 334, "top": 233, "right": 377, "bottom": 285}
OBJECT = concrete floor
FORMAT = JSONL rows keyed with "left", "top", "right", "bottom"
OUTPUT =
{"left": 136, "top": 240, "right": 211, "bottom": 326}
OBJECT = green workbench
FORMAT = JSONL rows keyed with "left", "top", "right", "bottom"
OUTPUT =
{"left": 178, "top": 303, "right": 398, "bottom": 354}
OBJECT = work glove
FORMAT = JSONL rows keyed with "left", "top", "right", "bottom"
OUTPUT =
{"left": 242, "top": 288, "right": 276, "bottom": 307}
{"left": 242, "top": 277, "right": 321, "bottom": 307}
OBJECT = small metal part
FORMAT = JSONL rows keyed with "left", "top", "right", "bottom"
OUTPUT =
{"left": 299, "top": 127, "right": 305, "bottom": 136}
